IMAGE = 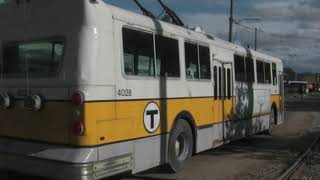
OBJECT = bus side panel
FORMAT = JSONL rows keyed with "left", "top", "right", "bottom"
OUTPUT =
{"left": 86, "top": 98, "right": 213, "bottom": 145}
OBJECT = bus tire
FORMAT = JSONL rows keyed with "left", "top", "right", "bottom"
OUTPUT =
{"left": 168, "top": 119, "right": 193, "bottom": 173}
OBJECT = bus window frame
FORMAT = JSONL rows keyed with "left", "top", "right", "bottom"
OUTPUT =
{"left": 184, "top": 40, "right": 212, "bottom": 82}
{"left": 256, "top": 59, "right": 265, "bottom": 84}
{"left": 256, "top": 58, "right": 274, "bottom": 85}
{"left": 234, "top": 54, "right": 246, "bottom": 82}
{"left": 219, "top": 66, "right": 222, "bottom": 99}
{"left": 264, "top": 61, "right": 272, "bottom": 84}
{"left": 155, "top": 34, "right": 181, "bottom": 78}
{"left": 213, "top": 66, "right": 218, "bottom": 100}
{"left": 198, "top": 45, "right": 211, "bottom": 80}
{"left": 184, "top": 41, "right": 199, "bottom": 80}
{"left": 223, "top": 67, "right": 226, "bottom": 99}
{"left": 121, "top": 26, "right": 182, "bottom": 81}
{"left": 122, "top": 27, "right": 155, "bottom": 77}
{"left": 245, "top": 56, "right": 255, "bottom": 83}
{"left": 1, "top": 36, "right": 66, "bottom": 79}
{"left": 272, "top": 62, "right": 278, "bottom": 86}
{"left": 227, "top": 68, "right": 231, "bottom": 99}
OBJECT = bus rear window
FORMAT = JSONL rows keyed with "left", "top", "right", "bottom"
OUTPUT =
{"left": 2, "top": 39, "right": 64, "bottom": 78}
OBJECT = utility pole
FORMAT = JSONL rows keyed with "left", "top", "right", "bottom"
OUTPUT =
{"left": 255, "top": 27, "right": 257, "bottom": 50}
{"left": 229, "top": 0, "right": 234, "bottom": 42}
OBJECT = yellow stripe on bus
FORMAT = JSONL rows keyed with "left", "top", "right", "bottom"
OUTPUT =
{"left": 0, "top": 95, "right": 280, "bottom": 146}
{"left": 71, "top": 97, "right": 235, "bottom": 146}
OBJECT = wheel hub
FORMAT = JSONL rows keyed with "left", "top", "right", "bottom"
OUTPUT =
{"left": 175, "top": 133, "right": 188, "bottom": 161}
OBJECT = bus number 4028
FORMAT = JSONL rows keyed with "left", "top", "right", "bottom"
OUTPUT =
{"left": 117, "top": 89, "right": 132, "bottom": 97}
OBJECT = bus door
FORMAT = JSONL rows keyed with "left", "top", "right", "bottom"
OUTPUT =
{"left": 221, "top": 63, "right": 234, "bottom": 140}
{"left": 213, "top": 61, "right": 234, "bottom": 140}
{"left": 212, "top": 62, "right": 223, "bottom": 125}
{"left": 222, "top": 63, "right": 233, "bottom": 123}
{"left": 279, "top": 71, "right": 285, "bottom": 124}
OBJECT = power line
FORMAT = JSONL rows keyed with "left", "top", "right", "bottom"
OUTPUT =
{"left": 259, "top": 31, "right": 319, "bottom": 40}
{"left": 234, "top": 21, "right": 261, "bottom": 50}
{"left": 234, "top": 20, "right": 318, "bottom": 40}
{"left": 234, "top": 21, "right": 263, "bottom": 32}
{"left": 233, "top": 20, "right": 320, "bottom": 52}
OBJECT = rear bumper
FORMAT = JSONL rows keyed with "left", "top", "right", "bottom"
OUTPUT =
{"left": 0, "top": 136, "right": 134, "bottom": 179}
{"left": 0, "top": 152, "right": 132, "bottom": 180}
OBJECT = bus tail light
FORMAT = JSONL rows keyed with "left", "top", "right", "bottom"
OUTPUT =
{"left": 71, "top": 121, "right": 85, "bottom": 136}
{"left": 72, "top": 92, "right": 84, "bottom": 106}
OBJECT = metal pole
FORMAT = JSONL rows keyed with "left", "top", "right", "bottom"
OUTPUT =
{"left": 229, "top": 0, "right": 234, "bottom": 42}
{"left": 255, "top": 27, "right": 257, "bottom": 50}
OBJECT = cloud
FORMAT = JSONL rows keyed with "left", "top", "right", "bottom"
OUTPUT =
{"left": 250, "top": 0, "right": 320, "bottom": 30}
{"left": 245, "top": 0, "right": 320, "bottom": 72}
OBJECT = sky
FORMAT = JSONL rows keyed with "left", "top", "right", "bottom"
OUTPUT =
{"left": 104, "top": 0, "right": 320, "bottom": 73}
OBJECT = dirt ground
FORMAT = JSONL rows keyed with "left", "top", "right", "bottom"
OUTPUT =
{"left": 1, "top": 93, "right": 320, "bottom": 180}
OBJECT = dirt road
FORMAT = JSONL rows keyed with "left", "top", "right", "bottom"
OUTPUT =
{"left": 1, "top": 94, "right": 320, "bottom": 180}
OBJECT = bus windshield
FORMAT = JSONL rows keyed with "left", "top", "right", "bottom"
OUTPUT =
{"left": 1, "top": 39, "right": 65, "bottom": 78}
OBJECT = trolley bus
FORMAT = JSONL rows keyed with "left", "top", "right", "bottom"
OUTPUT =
{"left": 0, "top": 0, "right": 284, "bottom": 179}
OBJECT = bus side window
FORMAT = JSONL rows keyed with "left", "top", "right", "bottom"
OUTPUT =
{"left": 219, "top": 67, "right": 222, "bottom": 99}
{"left": 256, "top": 60, "right": 265, "bottom": 83}
{"left": 122, "top": 28, "right": 155, "bottom": 77}
{"left": 246, "top": 57, "right": 255, "bottom": 82}
{"left": 227, "top": 69, "right": 231, "bottom": 99}
{"left": 234, "top": 55, "right": 245, "bottom": 82}
{"left": 214, "top": 66, "right": 218, "bottom": 99}
{"left": 264, "top": 62, "right": 271, "bottom": 84}
{"left": 223, "top": 67, "right": 226, "bottom": 99}
{"left": 185, "top": 43, "right": 210, "bottom": 80}
{"left": 155, "top": 35, "right": 180, "bottom": 78}
{"left": 272, "top": 63, "right": 277, "bottom": 85}
{"left": 185, "top": 42, "right": 199, "bottom": 79}
{"left": 199, "top": 46, "right": 211, "bottom": 80}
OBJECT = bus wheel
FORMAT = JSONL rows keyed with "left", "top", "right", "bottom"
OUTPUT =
{"left": 168, "top": 119, "right": 193, "bottom": 173}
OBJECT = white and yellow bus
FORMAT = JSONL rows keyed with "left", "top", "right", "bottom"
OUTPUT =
{"left": 0, "top": 0, "right": 284, "bottom": 179}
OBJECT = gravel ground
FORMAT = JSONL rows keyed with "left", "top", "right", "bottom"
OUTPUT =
{"left": 292, "top": 133, "right": 320, "bottom": 179}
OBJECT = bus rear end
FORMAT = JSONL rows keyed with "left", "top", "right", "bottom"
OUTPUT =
{"left": 0, "top": 1, "right": 114, "bottom": 179}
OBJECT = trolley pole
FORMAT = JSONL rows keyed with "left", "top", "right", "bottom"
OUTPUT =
{"left": 229, "top": 0, "right": 234, "bottom": 42}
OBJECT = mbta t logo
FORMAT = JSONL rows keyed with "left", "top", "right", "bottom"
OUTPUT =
{"left": 143, "top": 102, "right": 160, "bottom": 133}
